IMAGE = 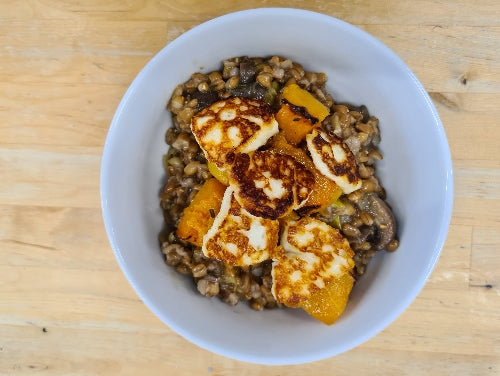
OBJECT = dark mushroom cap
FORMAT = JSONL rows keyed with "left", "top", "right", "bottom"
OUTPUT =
{"left": 359, "top": 193, "right": 397, "bottom": 251}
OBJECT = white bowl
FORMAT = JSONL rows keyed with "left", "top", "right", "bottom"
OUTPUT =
{"left": 100, "top": 8, "right": 453, "bottom": 365}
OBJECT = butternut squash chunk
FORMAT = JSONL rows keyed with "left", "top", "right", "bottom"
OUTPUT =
{"left": 282, "top": 83, "right": 330, "bottom": 121}
{"left": 300, "top": 272, "right": 354, "bottom": 325}
{"left": 275, "top": 102, "right": 318, "bottom": 145}
{"left": 276, "top": 84, "right": 330, "bottom": 145}
{"left": 176, "top": 178, "right": 226, "bottom": 246}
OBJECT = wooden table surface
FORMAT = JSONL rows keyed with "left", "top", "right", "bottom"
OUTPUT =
{"left": 1, "top": 1, "right": 499, "bottom": 374}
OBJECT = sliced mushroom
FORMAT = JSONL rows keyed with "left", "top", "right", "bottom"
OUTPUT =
{"left": 348, "top": 226, "right": 373, "bottom": 249}
{"left": 358, "top": 193, "right": 397, "bottom": 251}
{"left": 239, "top": 58, "right": 257, "bottom": 84}
{"left": 229, "top": 81, "right": 268, "bottom": 101}
{"left": 192, "top": 90, "right": 219, "bottom": 111}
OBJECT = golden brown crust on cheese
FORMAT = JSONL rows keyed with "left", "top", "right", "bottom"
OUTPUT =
{"left": 230, "top": 150, "right": 314, "bottom": 220}
{"left": 305, "top": 128, "right": 362, "bottom": 195}
{"left": 190, "top": 97, "right": 278, "bottom": 168}
{"left": 272, "top": 217, "right": 355, "bottom": 307}
{"left": 308, "top": 129, "right": 360, "bottom": 185}
{"left": 202, "top": 187, "right": 279, "bottom": 266}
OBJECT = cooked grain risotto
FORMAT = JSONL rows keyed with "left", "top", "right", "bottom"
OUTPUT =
{"left": 159, "top": 56, "right": 398, "bottom": 312}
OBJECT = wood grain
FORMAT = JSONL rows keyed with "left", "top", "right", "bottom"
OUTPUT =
{"left": 0, "top": 1, "right": 499, "bottom": 375}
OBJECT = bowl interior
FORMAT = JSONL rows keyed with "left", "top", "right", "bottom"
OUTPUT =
{"left": 101, "top": 8, "right": 453, "bottom": 365}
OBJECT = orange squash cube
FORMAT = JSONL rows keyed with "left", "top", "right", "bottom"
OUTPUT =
{"left": 282, "top": 83, "right": 330, "bottom": 121}
{"left": 176, "top": 178, "right": 226, "bottom": 246}
{"left": 276, "top": 84, "right": 330, "bottom": 145}
{"left": 275, "top": 102, "right": 319, "bottom": 145}
{"left": 300, "top": 272, "right": 354, "bottom": 325}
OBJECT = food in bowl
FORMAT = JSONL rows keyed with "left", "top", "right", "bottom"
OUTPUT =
{"left": 101, "top": 8, "right": 453, "bottom": 363}
{"left": 159, "top": 55, "right": 399, "bottom": 324}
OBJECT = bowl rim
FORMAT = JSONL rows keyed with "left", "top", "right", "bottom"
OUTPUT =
{"left": 100, "top": 7, "right": 454, "bottom": 365}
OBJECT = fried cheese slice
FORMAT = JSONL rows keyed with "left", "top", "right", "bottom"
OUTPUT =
{"left": 230, "top": 150, "right": 314, "bottom": 220}
{"left": 191, "top": 97, "right": 279, "bottom": 168}
{"left": 306, "top": 128, "right": 362, "bottom": 194}
{"left": 271, "top": 217, "right": 355, "bottom": 307}
{"left": 202, "top": 186, "right": 279, "bottom": 266}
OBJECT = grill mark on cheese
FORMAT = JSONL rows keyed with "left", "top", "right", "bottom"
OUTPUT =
{"left": 191, "top": 97, "right": 278, "bottom": 168}
{"left": 271, "top": 217, "right": 355, "bottom": 307}
{"left": 202, "top": 186, "right": 279, "bottom": 266}
{"left": 230, "top": 150, "right": 314, "bottom": 220}
{"left": 306, "top": 128, "right": 361, "bottom": 194}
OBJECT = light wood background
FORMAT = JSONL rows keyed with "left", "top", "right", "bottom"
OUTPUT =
{"left": 1, "top": 1, "right": 499, "bottom": 375}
